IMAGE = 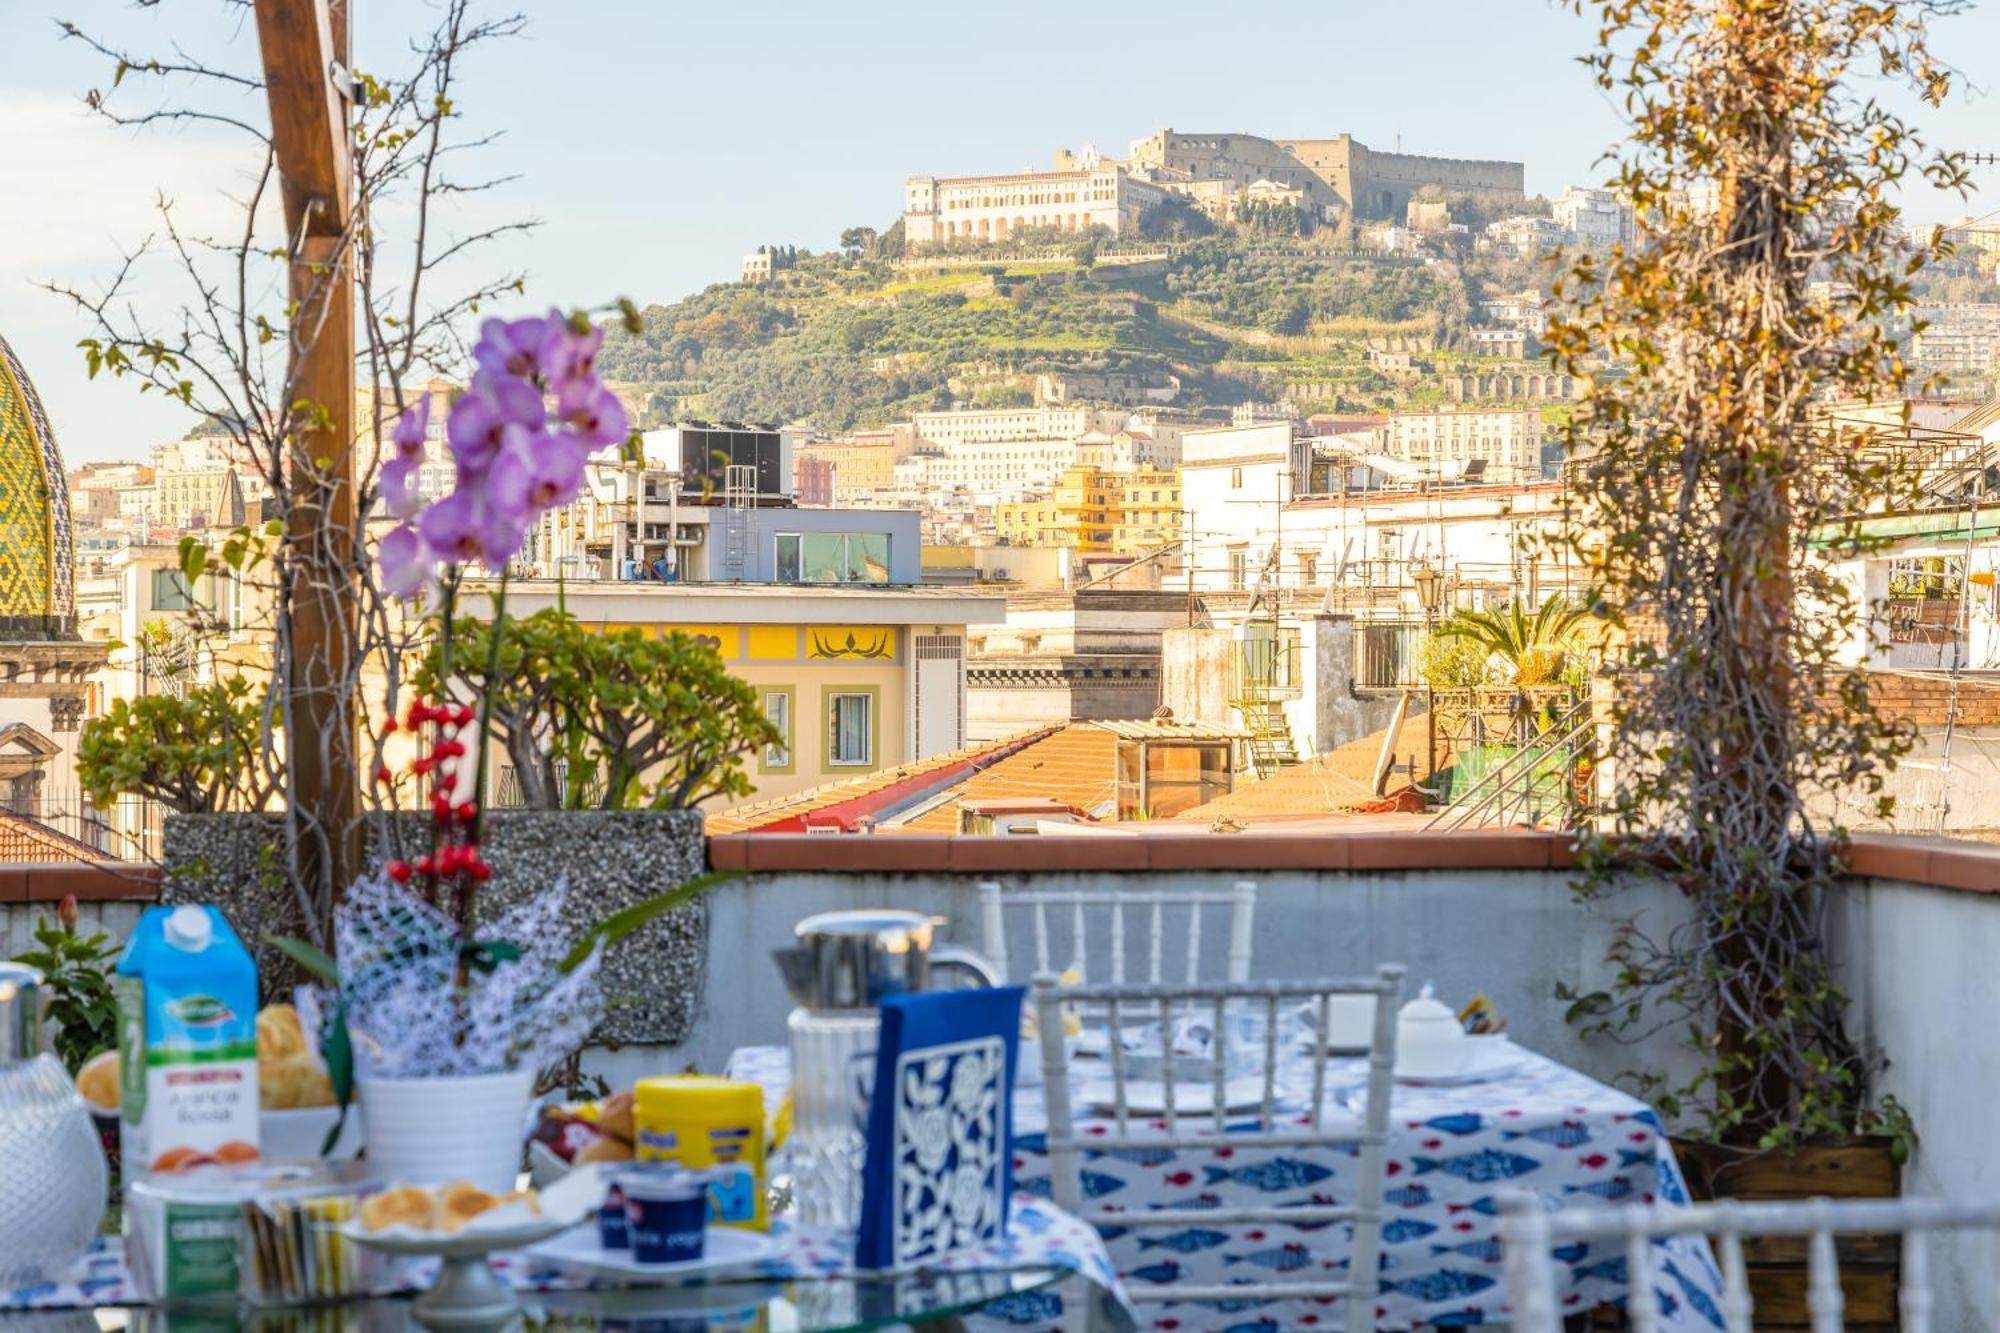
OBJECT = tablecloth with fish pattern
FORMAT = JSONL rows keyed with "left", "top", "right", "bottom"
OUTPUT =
{"left": 0, "top": 1195, "right": 1132, "bottom": 1331}
{"left": 727, "top": 1042, "right": 1727, "bottom": 1331}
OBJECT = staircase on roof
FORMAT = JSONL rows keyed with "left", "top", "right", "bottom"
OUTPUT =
{"left": 1231, "top": 633, "right": 1299, "bottom": 780}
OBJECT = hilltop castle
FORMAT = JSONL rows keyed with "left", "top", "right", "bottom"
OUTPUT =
{"left": 901, "top": 127, "right": 1524, "bottom": 246}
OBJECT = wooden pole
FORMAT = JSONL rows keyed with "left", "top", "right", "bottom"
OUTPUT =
{"left": 255, "top": 0, "right": 358, "bottom": 928}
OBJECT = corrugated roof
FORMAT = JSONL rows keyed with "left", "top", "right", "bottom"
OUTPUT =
{"left": 894, "top": 724, "right": 1123, "bottom": 833}
{"left": 1089, "top": 720, "right": 1246, "bottom": 741}
{"left": 708, "top": 726, "right": 1060, "bottom": 834}
{"left": 1172, "top": 710, "right": 1433, "bottom": 823}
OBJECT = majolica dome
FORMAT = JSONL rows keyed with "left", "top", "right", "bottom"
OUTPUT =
{"left": 0, "top": 334, "right": 74, "bottom": 637}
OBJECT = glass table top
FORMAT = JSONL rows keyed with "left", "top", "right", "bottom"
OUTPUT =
{"left": 31, "top": 1266, "right": 1067, "bottom": 1332}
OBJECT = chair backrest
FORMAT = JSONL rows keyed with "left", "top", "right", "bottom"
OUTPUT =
{"left": 980, "top": 879, "right": 1258, "bottom": 987}
{"left": 1497, "top": 1192, "right": 2000, "bottom": 1333}
{"left": 1032, "top": 966, "right": 1405, "bottom": 1332}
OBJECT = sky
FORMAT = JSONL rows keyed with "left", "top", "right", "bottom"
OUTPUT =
{"left": 2, "top": 0, "right": 1997, "bottom": 465}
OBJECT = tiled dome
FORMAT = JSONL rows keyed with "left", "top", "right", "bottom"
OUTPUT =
{"left": 0, "top": 334, "right": 74, "bottom": 637}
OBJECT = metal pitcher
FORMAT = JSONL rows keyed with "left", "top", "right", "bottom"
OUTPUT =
{"left": 773, "top": 909, "right": 998, "bottom": 1013}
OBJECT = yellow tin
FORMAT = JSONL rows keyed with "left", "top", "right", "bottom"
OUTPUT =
{"left": 633, "top": 1075, "right": 768, "bottom": 1231}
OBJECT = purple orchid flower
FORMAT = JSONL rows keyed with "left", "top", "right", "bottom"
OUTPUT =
{"left": 379, "top": 454, "right": 426, "bottom": 520}
{"left": 391, "top": 397, "right": 431, "bottom": 460}
{"left": 539, "top": 319, "right": 605, "bottom": 389}
{"left": 554, "top": 379, "right": 630, "bottom": 449}
{"left": 417, "top": 490, "right": 487, "bottom": 564}
{"left": 490, "top": 431, "right": 588, "bottom": 514}
{"left": 378, "top": 523, "right": 435, "bottom": 599}
{"left": 471, "top": 314, "right": 555, "bottom": 381}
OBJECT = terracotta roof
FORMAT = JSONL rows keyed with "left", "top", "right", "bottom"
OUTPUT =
{"left": 707, "top": 726, "right": 1061, "bottom": 834}
{"left": 893, "top": 724, "right": 1123, "bottom": 833}
{"left": 0, "top": 812, "right": 111, "bottom": 863}
{"left": 1173, "top": 710, "right": 1434, "bottom": 823}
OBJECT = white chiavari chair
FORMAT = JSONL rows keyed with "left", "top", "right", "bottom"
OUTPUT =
{"left": 1033, "top": 967, "right": 1405, "bottom": 1332}
{"left": 980, "top": 878, "right": 1258, "bottom": 988}
{"left": 1499, "top": 1191, "right": 2000, "bottom": 1333}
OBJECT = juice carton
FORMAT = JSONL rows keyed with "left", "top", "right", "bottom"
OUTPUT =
{"left": 116, "top": 904, "right": 261, "bottom": 1176}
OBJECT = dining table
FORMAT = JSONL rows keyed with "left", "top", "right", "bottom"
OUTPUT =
{"left": 727, "top": 1035, "right": 1730, "bottom": 1332}
{"left": 0, "top": 1193, "right": 1134, "bottom": 1333}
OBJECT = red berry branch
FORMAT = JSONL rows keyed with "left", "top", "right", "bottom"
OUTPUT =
{"left": 374, "top": 698, "right": 492, "bottom": 917}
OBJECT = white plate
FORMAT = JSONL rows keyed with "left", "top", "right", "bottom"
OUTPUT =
{"left": 339, "top": 1209, "right": 580, "bottom": 1258}
{"left": 524, "top": 1225, "right": 778, "bottom": 1284}
{"left": 1076, "top": 1076, "right": 1271, "bottom": 1115}
{"left": 1396, "top": 1036, "right": 1527, "bottom": 1086}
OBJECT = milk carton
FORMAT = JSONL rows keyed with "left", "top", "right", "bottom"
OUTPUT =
{"left": 116, "top": 904, "right": 261, "bottom": 1176}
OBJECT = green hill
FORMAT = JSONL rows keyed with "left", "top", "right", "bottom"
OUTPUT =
{"left": 598, "top": 238, "right": 1531, "bottom": 431}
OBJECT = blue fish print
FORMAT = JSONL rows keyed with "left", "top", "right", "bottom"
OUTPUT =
{"left": 1423, "top": 1112, "right": 1486, "bottom": 1136}
{"left": 1575, "top": 1256, "right": 1630, "bottom": 1285}
{"left": 1017, "top": 1174, "right": 1052, "bottom": 1199}
{"left": 1202, "top": 1158, "right": 1334, "bottom": 1192}
{"left": 1220, "top": 1320, "right": 1283, "bottom": 1333}
{"left": 1430, "top": 1315, "right": 1498, "bottom": 1328}
{"left": 1504, "top": 1119, "right": 1593, "bottom": 1148}
{"left": 1014, "top": 1131, "right": 1047, "bottom": 1152}
{"left": 978, "top": 1289, "right": 1064, "bottom": 1324}
{"left": 1097, "top": 1224, "right": 1130, "bottom": 1241}
{"left": 1011, "top": 1208, "right": 1054, "bottom": 1235}
{"left": 1225, "top": 1243, "right": 1314, "bottom": 1272}
{"left": 1137, "top": 1227, "right": 1230, "bottom": 1253}
{"left": 1665, "top": 1256, "right": 1728, "bottom": 1330}
{"left": 1383, "top": 1183, "right": 1435, "bottom": 1208}
{"left": 1382, "top": 1217, "right": 1441, "bottom": 1244}
{"left": 1430, "top": 1237, "right": 1507, "bottom": 1262}
{"left": 1411, "top": 1148, "right": 1543, "bottom": 1183}
{"left": 1552, "top": 1241, "right": 1591, "bottom": 1265}
{"left": 1129, "top": 1261, "right": 1184, "bottom": 1284}
{"left": 1161, "top": 1191, "right": 1226, "bottom": 1211}
{"left": 1210, "top": 1293, "right": 1276, "bottom": 1312}
{"left": 1078, "top": 1169, "right": 1127, "bottom": 1199}
{"left": 1104, "top": 1145, "right": 1177, "bottom": 1168}
{"left": 1388, "top": 1269, "right": 1497, "bottom": 1301}
{"left": 1572, "top": 1175, "right": 1635, "bottom": 1201}
{"left": 1618, "top": 1147, "right": 1657, "bottom": 1170}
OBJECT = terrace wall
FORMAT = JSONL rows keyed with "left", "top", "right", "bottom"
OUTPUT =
{"left": 8, "top": 834, "right": 1998, "bottom": 1321}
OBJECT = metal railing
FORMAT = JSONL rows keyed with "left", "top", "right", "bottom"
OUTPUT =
{"left": 1424, "top": 696, "right": 1594, "bottom": 832}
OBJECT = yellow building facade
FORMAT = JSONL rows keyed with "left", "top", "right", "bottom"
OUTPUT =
{"left": 496, "top": 581, "right": 1003, "bottom": 805}
{"left": 994, "top": 466, "right": 1182, "bottom": 556}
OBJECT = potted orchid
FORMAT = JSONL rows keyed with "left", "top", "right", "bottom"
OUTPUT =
{"left": 281, "top": 307, "right": 724, "bottom": 1188}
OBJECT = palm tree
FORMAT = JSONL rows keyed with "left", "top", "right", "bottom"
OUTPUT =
{"left": 1433, "top": 595, "right": 1587, "bottom": 687}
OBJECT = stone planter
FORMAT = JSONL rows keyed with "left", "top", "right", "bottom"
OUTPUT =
{"left": 161, "top": 809, "right": 709, "bottom": 1046}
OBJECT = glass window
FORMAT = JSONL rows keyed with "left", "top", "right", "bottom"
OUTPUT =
{"left": 151, "top": 569, "right": 193, "bottom": 612}
{"left": 828, "top": 692, "right": 873, "bottom": 767}
{"left": 776, "top": 534, "right": 802, "bottom": 583}
{"left": 762, "top": 690, "right": 792, "bottom": 770}
{"left": 846, "top": 532, "right": 890, "bottom": 582}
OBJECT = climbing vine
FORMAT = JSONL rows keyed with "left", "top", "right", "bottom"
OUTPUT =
{"left": 1547, "top": 0, "right": 1967, "bottom": 1147}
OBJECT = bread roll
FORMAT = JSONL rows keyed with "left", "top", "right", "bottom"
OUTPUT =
{"left": 360, "top": 1186, "right": 435, "bottom": 1232}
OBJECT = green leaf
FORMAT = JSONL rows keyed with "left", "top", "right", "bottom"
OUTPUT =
{"left": 561, "top": 870, "right": 742, "bottom": 973}
{"left": 178, "top": 537, "right": 207, "bottom": 587}
{"left": 267, "top": 935, "right": 338, "bottom": 984}
{"left": 318, "top": 999, "right": 354, "bottom": 1157}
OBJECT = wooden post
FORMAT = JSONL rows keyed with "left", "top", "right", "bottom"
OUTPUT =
{"left": 255, "top": 0, "right": 358, "bottom": 926}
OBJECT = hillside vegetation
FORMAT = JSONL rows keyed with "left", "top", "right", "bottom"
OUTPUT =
{"left": 598, "top": 238, "right": 1544, "bottom": 431}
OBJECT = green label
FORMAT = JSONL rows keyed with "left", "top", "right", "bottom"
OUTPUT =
{"left": 142, "top": 1040, "right": 258, "bottom": 1067}
{"left": 163, "top": 1202, "right": 241, "bottom": 1299}
{"left": 164, "top": 995, "right": 234, "bottom": 1027}
{"left": 115, "top": 976, "right": 146, "bottom": 1126}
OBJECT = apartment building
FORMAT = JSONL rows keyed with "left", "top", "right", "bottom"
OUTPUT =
{"left": 993, "top": 466, "right": 1182, "bottom": 555}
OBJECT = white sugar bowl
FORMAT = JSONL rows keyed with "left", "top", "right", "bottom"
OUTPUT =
{"left": 1396, "top": 984, "right": 1470, "bottom": 1079}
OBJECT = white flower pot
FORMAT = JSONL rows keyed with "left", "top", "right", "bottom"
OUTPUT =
{"left": 357, "top": 1068, "right": 536, "bottom": 1193}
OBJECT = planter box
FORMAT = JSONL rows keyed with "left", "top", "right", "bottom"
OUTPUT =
{"left": 161, "top": 809, "right": 708, "bottom": 1046}
{"left": 1672, "top": 1136, "right": 1903, "bottom": 1330}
